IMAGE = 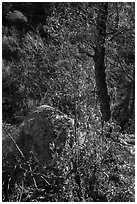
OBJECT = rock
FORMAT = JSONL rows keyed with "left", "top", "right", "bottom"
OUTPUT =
{"left": 6, "top": 10, "right": 27, "bottom": 25}
{"left": 16, "top": 105, "right": 74, "bottom": 166}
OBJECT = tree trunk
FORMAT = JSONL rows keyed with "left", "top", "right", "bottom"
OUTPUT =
{"left": 94, "top": 3, "right": 111, "bottom": 122}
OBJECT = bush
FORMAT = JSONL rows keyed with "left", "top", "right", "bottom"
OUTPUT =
{"left": 2, "top": 119, "right": 135, "bottom": 201}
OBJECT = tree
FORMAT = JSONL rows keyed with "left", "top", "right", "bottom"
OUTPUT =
{"left": 2, "top": 3, "right": 135, "bottom": 201}
{"left": 93, "top": 3, "right": 111, "bottom": 122}
{"left": 106, "top": 2, "right": 135, "bottom": 131}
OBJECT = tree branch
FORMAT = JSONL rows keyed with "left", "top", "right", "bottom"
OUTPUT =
{"left": 107, "top": 28, "right": 134, "bottom": 41}
{"left": 77, "top": 44, "right": 95, "bottom": 59}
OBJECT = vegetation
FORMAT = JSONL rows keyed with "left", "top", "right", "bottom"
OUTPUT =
{"left": 2, "top": 2, "right": 135, "bottom": 202}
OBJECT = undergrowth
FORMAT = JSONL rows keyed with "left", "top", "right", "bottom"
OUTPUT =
{"left": 2, "top": 122, "right": 135, "bottom": 202}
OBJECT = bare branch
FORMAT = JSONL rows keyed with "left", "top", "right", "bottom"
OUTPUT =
{"left": 77, "top": 44, "right": 95, "bottom": 59}
{"left": 3, "top": 124, "right": 25, "bottom": 159}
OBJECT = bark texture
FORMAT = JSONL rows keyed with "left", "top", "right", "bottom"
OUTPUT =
{"left": 94, "top": 3, "right": 111, "bottom": 122}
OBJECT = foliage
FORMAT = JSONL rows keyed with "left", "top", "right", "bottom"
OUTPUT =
{"left": 2, "top": 2, "right": 135, "bottom": 202}
{"left": 2, "top": 121, "right": 135, "bottom": 201}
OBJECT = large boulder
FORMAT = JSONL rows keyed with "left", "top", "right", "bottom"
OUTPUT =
{"left": 15, "top": 105, "right": 74, "bottom": 166}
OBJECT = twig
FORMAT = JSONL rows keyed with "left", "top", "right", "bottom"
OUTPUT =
{"left": 3, "top": 125, "right": 38, "bottom": 189}
{"left": 3, "top": 126, "right": 25, "bottom": 159}
{"left": 27, "top": 162, "right": 38, "bottom": 188}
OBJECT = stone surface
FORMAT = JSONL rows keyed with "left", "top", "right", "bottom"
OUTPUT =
{"left": 17, "top": 105, "right": 74, "bottom": 166}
